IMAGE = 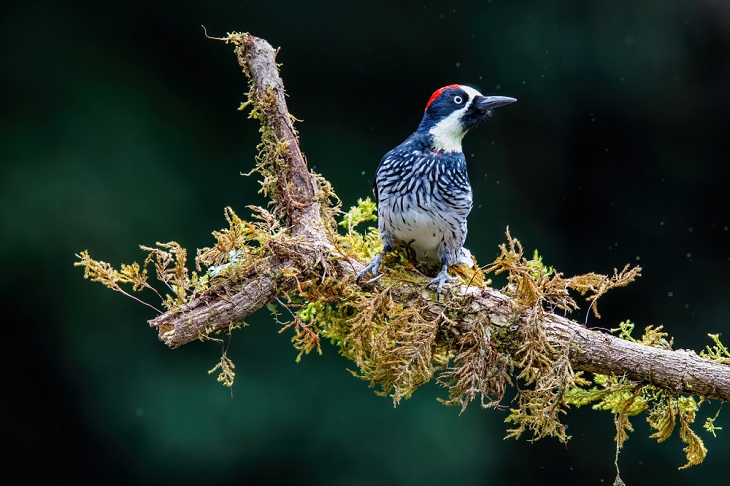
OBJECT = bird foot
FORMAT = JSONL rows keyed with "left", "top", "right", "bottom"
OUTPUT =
{"left": 357, "top": 253, "right": 383, "bottom": 283}
{"left": 427, "top": 266, "right": 458, "bottom": 293}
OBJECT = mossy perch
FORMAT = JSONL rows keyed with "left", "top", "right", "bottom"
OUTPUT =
{"left": 76, "top": 32, "right": 730, "bottom": 473}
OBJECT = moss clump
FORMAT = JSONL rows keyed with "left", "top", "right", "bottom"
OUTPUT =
{"left": 481, "top": 231, "right": 643, "bottom": 443}
{"left": 75, "top": 189, "right": 720, "bottom": 472}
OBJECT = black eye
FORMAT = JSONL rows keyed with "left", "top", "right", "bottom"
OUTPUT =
{"left": 453, "top": 95, "right": 464, "bottom": 104}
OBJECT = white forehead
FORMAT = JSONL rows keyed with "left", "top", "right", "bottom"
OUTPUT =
{"left": 451, "top": 85, "right": 483, "bottom": 119}
{"left": 459, "top": 86, "right": 483, "bottom": 101}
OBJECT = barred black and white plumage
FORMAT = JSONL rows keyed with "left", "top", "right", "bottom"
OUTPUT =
{"left": 376, "top": 136, "right": 472, "bottom": 266}
{"left": 358, "top": 85, "right": 516, "bottom": 292}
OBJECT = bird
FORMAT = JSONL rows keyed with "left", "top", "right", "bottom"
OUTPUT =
{"left": 357, "top": 84, "right": 516, "bottom": 292}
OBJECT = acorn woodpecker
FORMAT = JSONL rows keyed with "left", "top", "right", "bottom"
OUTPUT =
{"left": 357, "top": 84, "right": 516, "bottom": 292}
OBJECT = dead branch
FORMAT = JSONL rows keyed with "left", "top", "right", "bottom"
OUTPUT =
{"left": 233, "top": 33, "right": 326, "bottom": 241}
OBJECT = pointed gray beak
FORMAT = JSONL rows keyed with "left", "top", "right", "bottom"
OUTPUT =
{"left": 477, "top": 95, "right": 517, "bottom": 110}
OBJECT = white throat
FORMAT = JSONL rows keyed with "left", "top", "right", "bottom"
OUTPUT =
{"left": 428, "top": 110, "right": 467, "bottom": 152}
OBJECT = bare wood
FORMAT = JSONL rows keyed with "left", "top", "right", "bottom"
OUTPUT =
{"left": 150, "top": 33, "right": 329, "bottom": 347}
{"left": 152, "top": 254, "right": 289, "bottom": 348}
{"left": 545, "top": 313, "right": 730, "bottom": 401}
{"left": 148, "top": 32, "right": 730, "bottom": 404}
{"left": 232, "top": 33, "right": 326, "bottom": 242}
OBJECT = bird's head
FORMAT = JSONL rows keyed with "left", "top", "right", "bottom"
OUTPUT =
{"left": 417, "top": 84, "right": 516, "bottom": 152}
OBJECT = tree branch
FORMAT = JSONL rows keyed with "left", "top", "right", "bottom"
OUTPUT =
{"left": 232, "top": 32, "right": 326, "bottom": 241}
{"left": 62, "top": 29, "right": 730, "bottom": 474}
{"left": 147, "top": 33, "right": 730, "bottom": 407}
{"left": 546, "top": 313, "right": 730, "bottom": 401}
{"left": 149, "top": 33, "right": 337, "bottom": 347}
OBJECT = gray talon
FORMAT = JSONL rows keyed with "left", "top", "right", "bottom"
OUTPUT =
{"left": 427, "top": 264, "right": 457, "bottom": 293}
{"left": 357, "top": 253, "right": 383, "bottom": 283}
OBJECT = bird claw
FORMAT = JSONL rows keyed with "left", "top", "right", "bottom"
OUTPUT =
{"left": 357, "top": 254, "right": 383, "bottom": 283}
{"left": 359, "top": 255, "right": 458, "bottom": 294}
{"left": 427, "top": 267, "right": 458, "bottom": 293}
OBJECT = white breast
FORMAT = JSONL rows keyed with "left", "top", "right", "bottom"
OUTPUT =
{"left": 389, "top": 206, "right": 443, "bottom": 261}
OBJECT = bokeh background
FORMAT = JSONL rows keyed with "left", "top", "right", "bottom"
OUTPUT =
{"left": 2, "top": 0, "right": 729, "bottom": 484}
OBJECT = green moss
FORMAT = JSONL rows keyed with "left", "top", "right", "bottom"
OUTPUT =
{"left": 701, "top": 333, "right": 730, "bottom": 364}
{"left": 564, "top": 324, "right": 715, "bottom": 470}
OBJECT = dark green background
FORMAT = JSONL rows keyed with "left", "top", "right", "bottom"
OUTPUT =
{"left": 2, "top": 1, "right": 729, "bottom": 484}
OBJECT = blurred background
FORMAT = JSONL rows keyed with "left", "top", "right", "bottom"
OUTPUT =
{"left": 1, "top": 0, "right": 729, "bottom": 484}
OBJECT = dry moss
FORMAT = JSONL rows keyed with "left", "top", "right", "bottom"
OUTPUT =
{"left": 74, "top": 170, "right": 719, "bottom": 472}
